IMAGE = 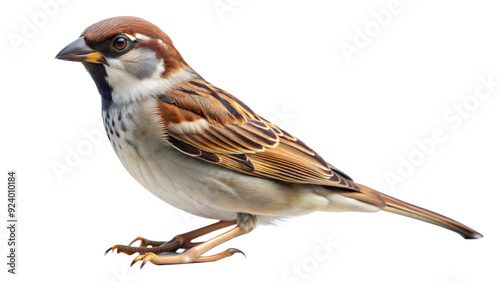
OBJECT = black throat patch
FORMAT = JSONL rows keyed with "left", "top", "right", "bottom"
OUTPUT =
{"left": 83, "top": 62, "right": 113, "bottom": 111}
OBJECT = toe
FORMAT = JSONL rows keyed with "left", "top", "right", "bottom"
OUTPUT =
{"left": 130, "top": 254, "right": 145, "bottom": 267}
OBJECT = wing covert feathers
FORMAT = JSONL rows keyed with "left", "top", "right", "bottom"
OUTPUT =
{"left": 155, "top": 77, "right": 356, "bottom": 189}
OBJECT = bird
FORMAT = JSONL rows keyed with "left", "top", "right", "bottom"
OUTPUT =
{"left": 55, "top": 16, "right": 482, "bottom": 268}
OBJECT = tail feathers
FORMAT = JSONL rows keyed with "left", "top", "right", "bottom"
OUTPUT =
{"left": 379, "top": 192, "right": 483, "bottom": 239}
{"left": 330, "top": 183, "right": 483, "bottom": 239}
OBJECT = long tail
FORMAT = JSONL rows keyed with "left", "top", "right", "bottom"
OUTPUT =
{"left": 330, "top": 183, "right": 483, "bottom": 239}
{"left": 379, "top": 191, "right": 483, "bottom": 239}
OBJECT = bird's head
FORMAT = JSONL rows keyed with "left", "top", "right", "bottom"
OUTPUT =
{"left": 56, "top": 16, "right": 194, "bottom": 107}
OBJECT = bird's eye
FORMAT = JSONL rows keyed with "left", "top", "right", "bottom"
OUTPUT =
{"left": 112, "top": 37, "right": 128, "bottom": 51}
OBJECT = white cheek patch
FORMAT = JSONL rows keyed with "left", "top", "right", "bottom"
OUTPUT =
{"left": 118, "top": 48, "right": 159, "bottom": 79}
{"left": 104, "top": 62, "right": 196, "bottom": 105}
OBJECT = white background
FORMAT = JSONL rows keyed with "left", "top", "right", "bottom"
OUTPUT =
{"left": 1, "top": 0, "right": 499, "bottom": 281}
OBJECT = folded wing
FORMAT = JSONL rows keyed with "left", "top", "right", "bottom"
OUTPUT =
{"left": 155, "top": 78, "right": 358, "bottom": 190}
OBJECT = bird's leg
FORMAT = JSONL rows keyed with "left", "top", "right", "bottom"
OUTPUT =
{"left": 131, "top": 224, "right": 250, "bottom": 267}
{"left": 105, "top": 220, "right": 236, "bottom": 255}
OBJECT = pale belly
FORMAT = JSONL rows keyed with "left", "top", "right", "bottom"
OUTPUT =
{"left": 101, "top": 99, "right": 378, "bottom": 225}
{"left": 115, "top": 141, "right": 331, "bottom": 223}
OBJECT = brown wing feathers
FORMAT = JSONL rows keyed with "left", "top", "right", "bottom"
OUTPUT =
{"left": 155, "top": 77, "right": 482, "bottom": 239}
{"left": 154, "top": 78, "right": 354, "bottom": 188}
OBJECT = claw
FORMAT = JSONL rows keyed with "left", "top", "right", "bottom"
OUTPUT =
{"left": 141, "top": 253, "right": 158, "bottom": 269}
{"left": 130, "top": 255, "right": 144, "bottom": 267}
{"left": 228, "top": 248, "right": 246, "bottom": 258}
{"left": 105, "top": 245, "right": 118, "bottom": 255}
{"left": 131, "top": 253, "right": 157, "bottom": 269}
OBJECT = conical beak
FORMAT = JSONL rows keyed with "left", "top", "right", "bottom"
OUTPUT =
{"left": 55, "top": 36, "right": 106, "bottom": 64}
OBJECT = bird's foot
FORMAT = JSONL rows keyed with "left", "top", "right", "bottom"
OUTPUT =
{"left": 105, "top": 220, "right": 243, "bottom": 262}
{"left": 129, "top": 224, "right": 247, "bottom": 267}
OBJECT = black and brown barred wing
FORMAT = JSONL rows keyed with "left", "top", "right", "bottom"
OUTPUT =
{"left": 154, "top": 78, "right": 359, "bottom": 190}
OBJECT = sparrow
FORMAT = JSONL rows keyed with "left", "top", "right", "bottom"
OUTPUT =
{"left": 55, "top": 16, "right": 482, "bottom": 268}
